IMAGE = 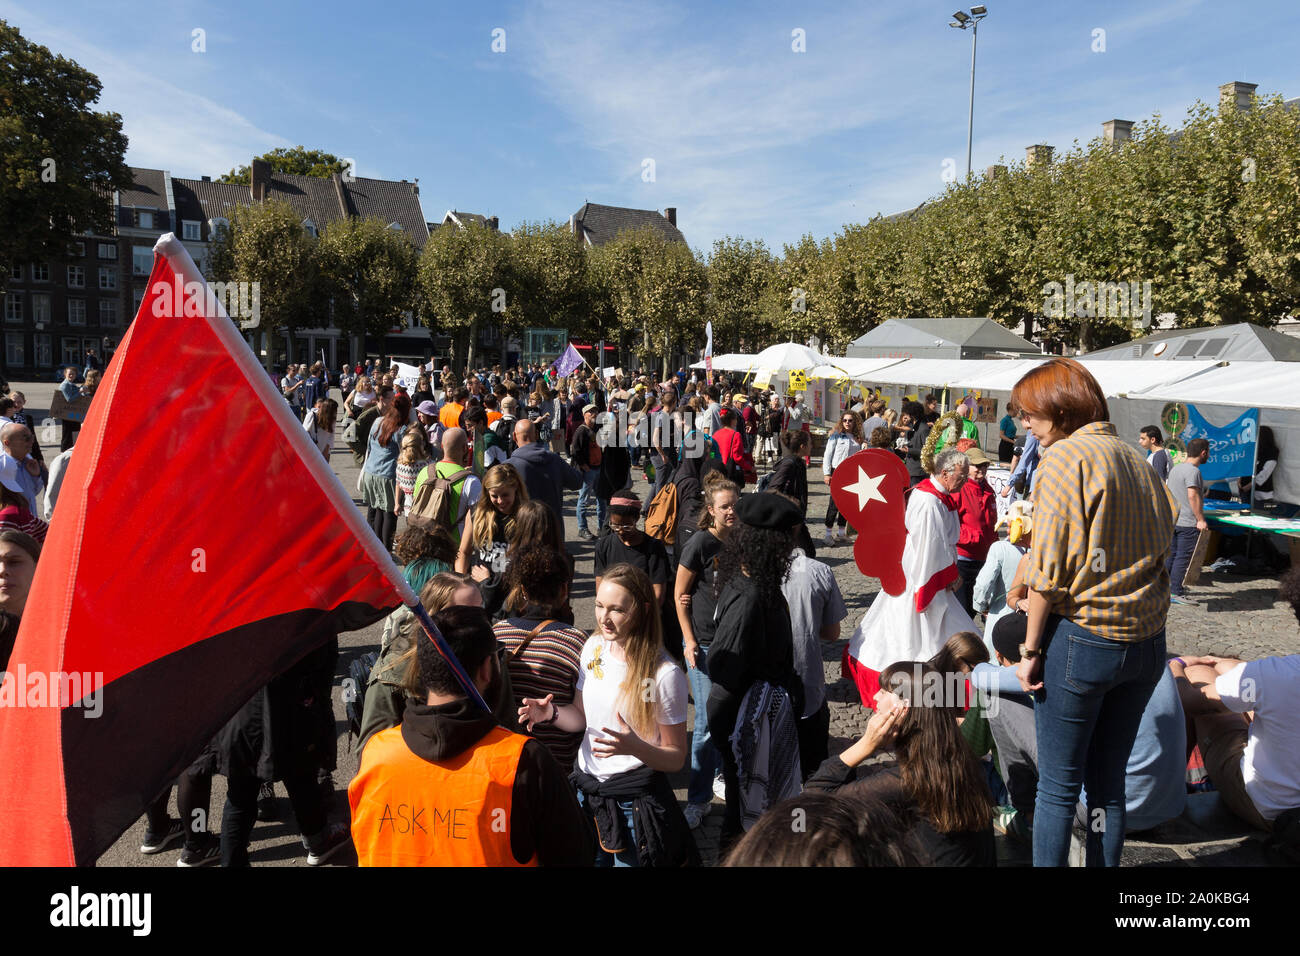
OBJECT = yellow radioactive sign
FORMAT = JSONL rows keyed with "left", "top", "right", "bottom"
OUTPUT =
{"left": 788, "top": 369, "right": 808, "bottom": 391}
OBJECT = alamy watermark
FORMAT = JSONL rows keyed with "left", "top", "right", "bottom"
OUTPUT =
{"left": 1042, "top": 275, "right": 1152, "bottom": 329}
{"left": 0, "top": 666, "right": 104, "bottom": 718}
{"left": 150, "top": 274, "right": 261, "bottom": 329}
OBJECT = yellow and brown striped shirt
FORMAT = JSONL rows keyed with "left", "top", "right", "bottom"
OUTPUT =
{"left": 1025, "top": 421, "right": 1178, "bottom": 641}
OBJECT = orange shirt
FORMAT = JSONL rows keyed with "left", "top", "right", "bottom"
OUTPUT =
{"left": 439, "top": 402, "right": 464, "bottom": 429}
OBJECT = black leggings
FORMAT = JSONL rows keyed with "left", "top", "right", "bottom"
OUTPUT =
{"left": 146, "top": 768, "right": 214, "bottom": 851}
{"left": 367, "top": 506, "right": 398, "bottom": 551}
{"left": 823, "top": 496, "right": 847, "bottom": 530}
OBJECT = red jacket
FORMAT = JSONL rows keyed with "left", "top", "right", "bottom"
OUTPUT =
{"left": 956, "top": 478, "right": 997, "bottom": 562}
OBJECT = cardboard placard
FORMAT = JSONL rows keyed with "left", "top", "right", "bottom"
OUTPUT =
{"left": 50, "top": 390, "right": 93, "bottom": 424}
{"left": 1183, "top": 529, "right": 1211, "bottom": 587}
{"left": 976, "top": 397, "right": 998, "bottom": 423}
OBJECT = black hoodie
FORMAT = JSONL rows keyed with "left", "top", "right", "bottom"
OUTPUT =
{"left": 393, "top": 697, "right": 594, "bottom": 865}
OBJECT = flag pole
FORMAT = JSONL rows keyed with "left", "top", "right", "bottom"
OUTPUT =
{"left": 409, "top": 601, "right": 491, "bottom": 712}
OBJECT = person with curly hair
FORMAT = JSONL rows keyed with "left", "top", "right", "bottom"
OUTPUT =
{"left": 822, "top": 410, "right": 866, "bottom": 544}
{"left": 392, "top": 524, "right": 458, "bottom": 596}
{"left": 707, "top": 492, "right": 805, "bottom": 845}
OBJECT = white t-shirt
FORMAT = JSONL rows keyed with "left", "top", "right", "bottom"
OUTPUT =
{"left": 1216, "top": 656, "right": 1300, "bottom": 821}
{"left": 302, "top": 409, "right": 333, "bottom": 457}
{"left": 576, "top": 636, "right": 687, "bottom": 781}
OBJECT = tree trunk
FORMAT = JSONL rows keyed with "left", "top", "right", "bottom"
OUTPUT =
{"left": 465, "top": 319, "right": 477, "bottom": 374}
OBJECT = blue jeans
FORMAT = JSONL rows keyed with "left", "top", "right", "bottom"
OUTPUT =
{"left": 1032, "top": 617, "right": 1165, "bottom": 867}
{"left": 575, "top": 790, "right": 639, "bottom": 867}
{"left": 1166, "top": 526, "right": 1199, "bottom": 596}
{"left": 576, "top": 469, "right": 607, "bottom": 532}
{"left": 687, "top": 645, "right": 721, "bottom": 805}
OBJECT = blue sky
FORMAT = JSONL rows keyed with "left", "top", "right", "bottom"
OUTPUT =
{"left": 7, "top": 0, "right": 1298, "bottom": 254}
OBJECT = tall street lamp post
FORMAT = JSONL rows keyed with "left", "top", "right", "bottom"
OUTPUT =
{"left": 949, "top": 6, "right": 989, "bottom": 183}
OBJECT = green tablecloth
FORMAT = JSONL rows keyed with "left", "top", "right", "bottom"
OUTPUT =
{"left": 1207, "top": 512, "right": 1300, "bottom": 539}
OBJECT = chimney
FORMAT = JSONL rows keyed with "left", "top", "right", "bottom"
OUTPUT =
{"left": 1219, "top": 81, "right": 1258, "bottom": 112}
{"left": 1102, "top": 119, "right": 1134, "bottom": 147}
{"left": 201, "top": 175, "right": 211, "bottom": 182}
{"left": 250, "top": 158, "right": 271, "bottom": 202}
{"left": 664, "top": 207, "right": 677, "bottom": 226}
{"left": 1025, "top": 144, "right": 1054, "bottom": 168}
{"left": 983, "top": 164, "right": 1007, "bottom": 181}
{"left": 486, "top": 216, "right": 499, "bottom": 231}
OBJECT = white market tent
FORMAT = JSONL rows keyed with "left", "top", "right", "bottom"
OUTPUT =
{"left": 690, "top": 352, "right": 754, "bottom": 373}
{"left": 808, "top": 357, "right": 908, "bottom": 380}
{"left": 1128, "top": 361, "right": 1300, "bottom": 410}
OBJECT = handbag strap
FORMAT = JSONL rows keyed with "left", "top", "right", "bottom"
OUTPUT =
{"left": 510, "top": 619, "right": 557, "bottom": 660}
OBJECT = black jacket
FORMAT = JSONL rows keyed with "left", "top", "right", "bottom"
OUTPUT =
{"left": 217, "top": 634, "right": 339, "bottom": 781}
{"left": 396, "top": 697, "right": 594, "bottom": 866}
{"left": 767, "top": 454, "right": 808, "bottom": 516}
{"left": 570, "top": 765, "right": 699, "bottom": 867}
{"left": 905, "top": 421, "right": 933, "bottom": 482}
{"left": 706, "top": 575, "right": 803, "bottom": 769}
{"left": 509, "top": 441, "right": 582, "bottom": 530}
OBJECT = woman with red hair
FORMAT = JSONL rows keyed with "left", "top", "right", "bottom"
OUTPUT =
{"left": 1010, "top": 358, "right": 1176, "bottom": 867}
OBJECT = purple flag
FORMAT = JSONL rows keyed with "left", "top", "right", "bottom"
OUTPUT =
{"left": 551, "top": 343, "right": 584, "bottom": 378}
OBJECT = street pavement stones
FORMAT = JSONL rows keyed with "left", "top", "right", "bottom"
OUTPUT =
{"left": 20, "top": 380, "right": 1288, "bottom": 867}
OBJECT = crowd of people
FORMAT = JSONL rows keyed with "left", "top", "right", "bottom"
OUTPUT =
{"left": 6, "top": 351, "right": 1297, "bottom": 868}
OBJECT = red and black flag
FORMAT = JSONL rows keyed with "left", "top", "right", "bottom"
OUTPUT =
{"left": 0, "top": 235, "right": 462, "bottom": 865}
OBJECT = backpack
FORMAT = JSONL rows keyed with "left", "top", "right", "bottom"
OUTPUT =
{"left": 345, "top": 651, "right": 379, "bottom": 742}
{"left": 407, "top": 465, "right": 473, "bottom": 533}
{"left": 644, "top": 482, "right": 681, "bottom": 545}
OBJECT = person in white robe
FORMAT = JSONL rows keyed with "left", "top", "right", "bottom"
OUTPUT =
{"left": 845, "top": 446, "right": 977, "bottom": 705}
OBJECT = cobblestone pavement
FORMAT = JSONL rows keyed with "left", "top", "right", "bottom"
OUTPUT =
{"left": 39, "top": 380, "right": 1285, "bottom": 868}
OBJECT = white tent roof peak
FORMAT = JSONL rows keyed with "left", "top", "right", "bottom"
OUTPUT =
{"left": 850, "top": 318, "right": 1039, "bottom": 354}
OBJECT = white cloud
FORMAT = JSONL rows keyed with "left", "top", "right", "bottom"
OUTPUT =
{"left": 2, "top": 1, "right": 286, "bottom": 177}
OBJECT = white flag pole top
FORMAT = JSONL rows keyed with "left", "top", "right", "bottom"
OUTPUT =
{"left": 150, "top": 232, "right": 418, "bottom": 606}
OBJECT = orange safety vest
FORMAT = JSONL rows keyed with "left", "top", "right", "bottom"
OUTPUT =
{"left": 440, "top": 402, "right": 464, "bottom": 430}
{"left": 348, "top": 724, "right": 538, "bottom": 867}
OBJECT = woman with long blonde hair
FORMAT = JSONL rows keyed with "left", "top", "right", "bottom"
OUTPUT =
{"left": 518, "top": 563, "right": 694, "bottom": 867}
{"left": 456, "top": 463, "right": 529, "bottom": 617}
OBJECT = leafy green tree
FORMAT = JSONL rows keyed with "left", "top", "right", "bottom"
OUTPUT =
{"left": 595, "top": 227, "right": 707, "bottom": 378}
{"left": 207, "top": 200, "right": 323, "bottom": 367}
{"left": 1235, "top": 93, "right": 1300, "bottom": 309}
{"left": 316, "top": 217, "right": 417, "bottom": 337}
{"left": 415, "top": 220, "right": 513, "bottom": 371}
{"left": 706, "top": 236, "right": 779, "bottom": 353}
{"left": 221, "top": 146, "right": 350, "bottom": 185}
{"left": 0, "top": 20, "right": 132, "bottom": 278}
{"left": 511, "top": 220, "right": 593, "bottom": 341}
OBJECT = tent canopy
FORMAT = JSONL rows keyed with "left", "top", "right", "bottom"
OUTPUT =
{"left": 1131, "top": 361, "right": 1300, "bottom": 410}
{"left": 1086, "top": 323, "right": 1300, "bottom": 363}
{"left": 848, "top": 318, "right": 1039, "bottom": 359}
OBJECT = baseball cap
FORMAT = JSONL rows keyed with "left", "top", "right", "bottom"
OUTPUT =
{"left": 0, "top": 456, "right": 24, "bottom": 495}
{"left": 582, "top": 403, "right": 597, "bottom": 414}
